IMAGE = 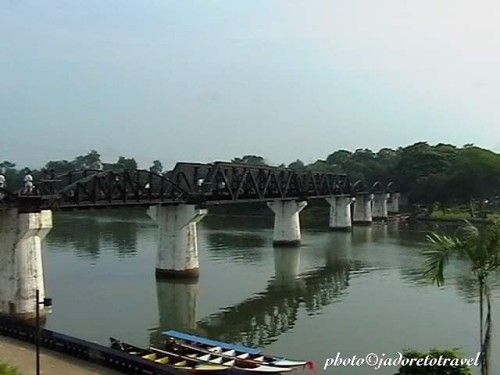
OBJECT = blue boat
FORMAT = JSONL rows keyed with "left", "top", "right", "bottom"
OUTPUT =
{"left": 162, "top": 330, "right": 315, "bottom": 371}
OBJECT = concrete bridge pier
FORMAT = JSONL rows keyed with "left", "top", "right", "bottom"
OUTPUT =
{"left": 325, "top": 196, "right": 355, "bottom": 230}
{"left": 388, "top": 192, "right": 400, "bottom": 213}
{"left": 147, "top": 204, "right": 208, "bottom": 278}
{"left": 0, "top": 209, "right": 52, "bottom": 322}
{"left": 372, "top": 193, "right": 390, "bottom": 221}
{"left": 267, "top": 200, "right": 307, "bottom": 247}
{"left": 353, "top": 193, "right": 374, "bottom": 225}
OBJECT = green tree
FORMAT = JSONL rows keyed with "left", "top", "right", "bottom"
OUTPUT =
{"left": 231, "top": 155, "right": 267, "bottom": 165}
{"left": 325, "top": 149, "right": 351, "bottom": 169}
{"left": 0, "top": 161, "right": 16, "bottom": 171}
{"left": 306, "top": 159, "right": 333, "bottom": 173}
{"left": 73, "top": 150, "right": 102, "bottom": 170}
{"left": 423, "top": 222, "right": 500, "bottom": 375}
{"left": 149, "top": 160, "right": 163, "bottom": 174}
{"left": 44, "top": 160, "right": 75, "bottom": 173}
{"left": 287, "top": 159, "right": 306, "bottom": 172}
{"left": 394, "top": 142, "right": 459, "bottom": 203}
{"left": 116, "top": 156, "right": 138, "bottom": 170}
{"left": 0, "top": 161, "right": 23, "bottom": 190}
{"left": 103, "top": 156, "right": 138, "bottom": 170}
{"left": 447, "top": 147, "right": 500, "bottom": 217}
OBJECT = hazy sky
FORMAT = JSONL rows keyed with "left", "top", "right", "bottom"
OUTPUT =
{"left": 2, "top": 1, "right": 500, "bottom": 170}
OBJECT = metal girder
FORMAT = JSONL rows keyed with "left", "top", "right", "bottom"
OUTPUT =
{"left": 168, "top": 162, "right": 352, "bottom": 201}
{"left": 1, "top": 170, "right": 188, "bottom": 212}
{"left": 1, "top": 163, "right": 355, "bottom": 211}
{"left": 54, "top": 169, "right": 187, "bottom": 208}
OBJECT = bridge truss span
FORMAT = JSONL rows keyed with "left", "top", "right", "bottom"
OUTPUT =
{"left": 0, "top": 163, "right": 401, "bottom": 213}
{"left": 169, "top": 162, "right": 352, "bottom": 204}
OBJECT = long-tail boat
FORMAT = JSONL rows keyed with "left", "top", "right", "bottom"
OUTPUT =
{"left": 161, "top": 331, "right": 316, "bottom": 371}
{"left": 110, "top": 338, "right": 293, "bottom": 374}
{"left": 110, "top": 338, "right": 230, "bottom": 374}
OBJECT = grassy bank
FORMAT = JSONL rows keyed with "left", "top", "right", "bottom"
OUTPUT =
{"left": 425, "top": 205, "right": 500, "bottom": 221}
{"left": 0, "top": 363, "right": 22, "bottom": 375}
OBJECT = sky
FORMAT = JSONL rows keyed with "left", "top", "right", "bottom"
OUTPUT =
{"left": 1, "top": 0, "right": 500, "bottom": 170}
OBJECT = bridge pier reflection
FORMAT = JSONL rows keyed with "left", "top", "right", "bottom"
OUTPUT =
{"left": 147, "top": 205, "right": 208, "bottom": 278}
{"left": 273, "top": 247, "right": 301, "bottom": 289}
{"left": 156, "top": 279, "right": 198, "bottom": 331}
{"left": 325, "top": 231, "right": 353, "bottom": 267}
{"left": 150, "top": 279, "right": 199, "bottom": 346}
{"left": 0, "top": 209, "right": 52, "bottom": 322}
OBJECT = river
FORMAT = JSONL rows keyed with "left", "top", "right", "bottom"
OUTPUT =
{"left": 42, "top": 206, "right": 499, "bottom": 374}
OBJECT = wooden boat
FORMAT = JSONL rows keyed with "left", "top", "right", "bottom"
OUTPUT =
{"left": 110, "top": 338, "right": 230, "bottom": 373}
{"left": 162, "top": 331, "right": 315, "bottom": 370}
{"left": 111, "top": 338, "right": 293, "bottom": 374}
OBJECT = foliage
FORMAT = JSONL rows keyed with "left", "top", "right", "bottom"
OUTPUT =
{"left": 73, "top": 150, "right": 102, "bottom": 170}
{"left": 395, "top": 348, "right": 472, "bottom": 374}
{"left": 149, "top": 160, "right": 163, "bottom": 174}
{"left": 287, "top": 159, "right": 305, "bottom": 172}
{"left": 0, "top": 363, "right": 23, "bottom": 375}
{"left": 423, "top": 222, "right": 500, "bottom": 375}
{"left": 231, "top": 155, "right": 267, "bottom": 165}
{"left": 3, "top": 142, "right": 500, "bottom": 211}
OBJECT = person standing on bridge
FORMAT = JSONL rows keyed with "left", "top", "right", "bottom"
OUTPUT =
{"left": 0, "top": 173, "right": 6, "bottom": 200}
{"left": 24, "top": 170, "right": 34, "bottom": 195}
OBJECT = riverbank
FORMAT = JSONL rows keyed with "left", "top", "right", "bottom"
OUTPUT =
{"left": 0, "top": 336, "right": 121, "bottom": 375}
{"left": 414, "top": 216, "right": 494, "bottom": 224}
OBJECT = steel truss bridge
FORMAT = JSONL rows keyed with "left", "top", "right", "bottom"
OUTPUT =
{"left": 0, "top": 162, "right": 392, "bottom": 213}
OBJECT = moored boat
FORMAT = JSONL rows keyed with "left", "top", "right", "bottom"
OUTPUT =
{"left": 111, "top": 338, "right": 293, "bottom": 374}
{"left": 162, "top": 331, "right": 315, "bottom": 371}
{"left": 110, "top": 338, "right": 230, "bottom": 374}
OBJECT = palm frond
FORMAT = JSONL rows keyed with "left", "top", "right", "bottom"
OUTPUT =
{"left": 423, "top": 232, "right": 463, "bottom": 287}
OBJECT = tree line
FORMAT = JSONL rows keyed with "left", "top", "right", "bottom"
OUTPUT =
{"left": 2, "top": 142, "right": 500, "bottom": 212}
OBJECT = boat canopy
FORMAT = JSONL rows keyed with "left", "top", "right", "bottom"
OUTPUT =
{"left": 162, "top": 330, "right": 262, "bottom": 356}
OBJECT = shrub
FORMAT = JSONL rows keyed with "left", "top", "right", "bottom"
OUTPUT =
{"left": 0, "top": 363, "right": 23, "bottom": 375}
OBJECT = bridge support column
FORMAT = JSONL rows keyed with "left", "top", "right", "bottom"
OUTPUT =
{"left": 325, "top": 196, "right": 355, "bottom": 230}
{"left": 0, "top": 209, "right": 52, "bottom": 322}
{"left": 147, "top": 205, "right": 208, "bottom": 278}
{"left": 388, "top": 192, "right": 400, "bottom": 213}
{"left": 267, "top": 200, "right": 307, "bottom": 247}
{"left": 353, "top": 193, "right": 374, "bottom": 225}
{"left": 372, "top": 193, "right": 390, "bottom": 221}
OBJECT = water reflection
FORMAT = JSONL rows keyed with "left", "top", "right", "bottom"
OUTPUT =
{"left": 47, "top": 210, "right": 143, "bottom": 259}
{"left": 203, "top": 211, "right": 272, "bottom": 230}
{"left": 324, "top": 231, "right": 352, "bottom": 267}
{"left": 205, "top": 231, "right": 268, "bottom": 263}
{"left": 351, "top": 225, "right": 373, "bottom": 244}
{"left": 273, "top": 248, "right": 300, "bottom": 289}
{"left": 196, "top": 257, "right": 361, "bottom": 348}
{"left": 150, "top": 279, "right": 199, "bottom": 344}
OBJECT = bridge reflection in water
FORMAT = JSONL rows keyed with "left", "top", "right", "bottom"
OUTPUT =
{"left": 150, "top": 231, "right": 371, "bottom": 349}
{"left": 46, "top": 211, "right": 142, "bottom": 259}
